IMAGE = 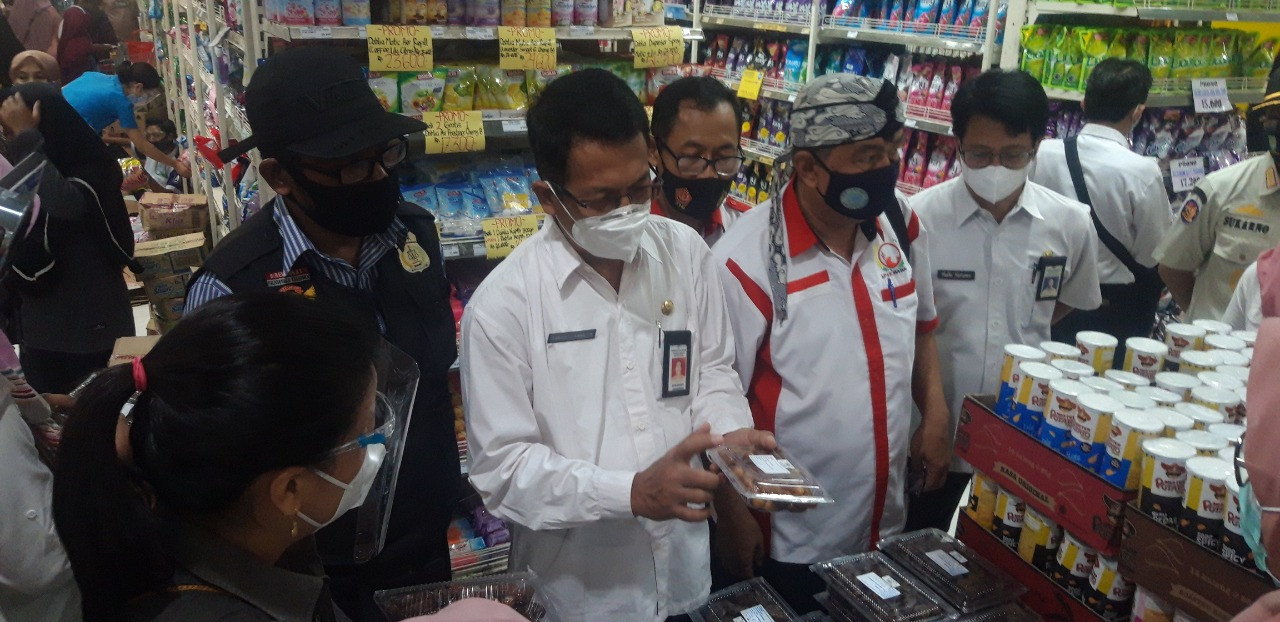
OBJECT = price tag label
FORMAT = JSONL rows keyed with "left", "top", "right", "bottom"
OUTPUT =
{"left": 754, "top": 21, "right": 786, "bottom": 32}
{"left": 472, "top": 242, "right": 487, "bottom": 256}
{"left": 501, "top": 119, "right": 528, "bottom": 133}
{"left": 1225, "top": 11, "right": 1238, "bottom": 20}
{"left": 481, "top": 215, "right": 539, "bottom": 259}
{"left": 298, "top": 26, "right": 332, "bottom": 38}
{"left": 631, "top": 26, "right": 684, "bottom": 68}
{"left": 430, "top": 26, "right": 447, "bottom": 37}
{"left": 366, "top": 25, "right": 434, "bottom": 72}
{"left": 737, "top": 69, "right": 764, "bottom": 101}
{"left": 1171, "top": 157, "right": 1206, "bottom": 193}
{"left": 442, "top": 244, "right": 461, "bottom": 259}
{"left": 464, "top": 26, "right": 497, "bottom": 39}
{"left": 423, "top": 110, "right": 486, "bottom": 154}
{"left": 498, "top": 27, "right": 557, "bottom": 70}
{"left": 844, "top": 29, "right": 859, "bottom": 39}
{"left": 1193, "top": 78, "right": 1231, "bottom": 113}
{"left": 568, "top": 25, "right": 596, "bottom": 37}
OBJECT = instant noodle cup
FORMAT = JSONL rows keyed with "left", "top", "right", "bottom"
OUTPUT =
{"left": 1176, "top": 429, "right": 1229, "bottom": 457}
{"left": 1132, "top": 585, "right": 1175, "bottom": 622}
{"left": 1012, "top": 361, "right": 1061, "bottom": 434}
{"left": 1052, "top": 531, "right": 1098, "bottom": 599}
{"left": 1204, "top": 333, "right": 1246, "bottom": 353}
{"left": 1017, "top": 508, "right": 1061, "bottom": 572}
{"left": 1108, "top": 390, "right": 1156, "bottom": 412}
{"left": 1155, "top": 371, "right": 1201, "bottom": 401}
{"left": 999, "top": 344, "right": 1046, "bottom": 417}
{"left": 1193, "top": 318, "right": 1232, "bottom": 336}
{"left": 1164, "top": 323, "right": 1206, "bottom": 365}
{"left": 1140, "top": 438, "right": 1196, "bottom": 529}
{"left": 1104, "top": 409, "right": 1164, "bottom": 490}
{"left": 1190, "top": 385, "right": 1241, "bottom": 422}
{"left": 1215, "top": 365, "right": 1251, "bottom": 385}
{"left": 1218, "top": 446, "right": 1234, "bottom": 465}
{"left": 1179, "top": 456, "right": 1231, "bottom": 551}
{"left": 992, "top": 488, "right": 1026, "bottom": 547}
{"left": 1077, "top": 331, "right": 1118, "bottom": 374}
{"left": 1104, "top": 369, "right": 1149, "bottom": 390}
{"left": 1081, "top": 376, "right": 1123, "bottom": 395}
{"left": 1072, "top": 393, "right": 1122, "bottom": 473}
{"left": 1135, "top": 386, "right": 1181, "bottom": 408}
{"left": 1123, "top": 337, "right": 1168, "bottom": 382}
{"left": 1149, "top": 408, "right": 1194, "bottom": 438}
{"left": 1197, "top": 371, "right": 1243, "bottom": 392}
{"left": 1230, "top": 330, "right": 1257, "bottom": 347}
{"left": 1178, "top": 350, "right": 1223, "bottom": 375}
{"left": 1051, "top": 358, "right": 1095, "bottom": 380}
{"left": 1208, "top": 423, "right": 1244, "bottom": 447}
{"left": 1042, "top": 378, "right": 1088, "bottom": 454}
{"left": 966, "top": 470, "right": 998, "bottom": 530}
{"left": 1041, "top": 340, "right": 1083, "bottom": 361}
{"left": 1222, "top": 476, "right": 1255, "bottom": 569}
{"left": 1208, "top": 349, "right": 1250, "bottom": 368}
{"left": 1084, "top": 555, "right": 1135, "bottom": 619}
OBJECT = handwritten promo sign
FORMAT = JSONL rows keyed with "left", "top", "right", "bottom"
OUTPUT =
{"left": 423, "top": 110, "right": 485, "bottom": 154}
{"left": 367, "top": 25, "right": 434, "bottom": 72}
{"left": 481, "top": 215, "right": 540, "bottom": 259}
{"left": 498, "top": 27, "right": 557, "bottom": 70}
{"left": 631, "top": 26, "right": 684, "bottom": 68}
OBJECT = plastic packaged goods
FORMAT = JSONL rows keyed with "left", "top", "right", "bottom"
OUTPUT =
{"left": 689, "top": 577, "right": 800, "bottom": 622}
{"left": 500, "top": 0, "right": 525, "bottom": 24}
{"left": 954, "top": 602, "right": 1042, "bottom": 621}
{"left": 572, "top": 0, "right": 596, "bottom": 24}
{"left": 314, "top": 0, "right": 342, "bottom": 23}
{"left": 405, "top": 0, "right": 448, "bottom": 21}
{"left": 373, "top": 572, "right": 548, "bottom": 620}
{"left": 877, "top": 529, "right": 1025, "bottom": 613}
{"left": 810, "top": 552, "right": 956, "bottom": 621}
{"left": 343, "top": 0, "right": 372, "bottom": 24}
{"left": 709, "top": 445, "right": 834, "bottom": 511}
{"left": 367, "top": 71, "right": 400, "bottom": 113}
{"left": 440, "top": 66, "right": 477, "bottom": 110}
{"left": 399, "top": 70, "right": 448, "bottom": 114}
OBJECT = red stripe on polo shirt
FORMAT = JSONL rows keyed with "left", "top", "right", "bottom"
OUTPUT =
{"left": 907, "top": 210, "right": 920, "bottom": 242}
{"left": 746, "top": 341, "right": 781, "bottom": 557}
{"left": 786, "top": 270, "right": 830, "bottom": 294}
{"left": 726, "top": 259, "right": 771, "bottom": 321}
{"left": 879, "top": 279, "right": 915, "bottom": 302}
{"left": 851, "top": 264, "right": 890, "bottom": 547}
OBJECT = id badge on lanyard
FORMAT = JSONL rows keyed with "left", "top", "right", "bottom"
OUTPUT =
{"left": 1032, "top": 254, "right": 1067, "bottom": 302}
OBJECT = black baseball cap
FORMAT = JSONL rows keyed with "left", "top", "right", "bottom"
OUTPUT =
{"left": 218, "top": 47, "right": 426, "bottom": 162}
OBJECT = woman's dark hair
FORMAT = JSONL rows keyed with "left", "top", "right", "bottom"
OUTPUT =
{"left": 1083, "top": 58, "right": 1153, "bottom": 123}
{"left": 527, "top": 68, "right": 649, "bottom": 186}
{"left": 650, "top": 76, "right": 743, "bottom": 144}
{"left": 53, "top": 292, "right": 379, "bottom": 621}
{"left": 951, "top": 69, "right": 1049, "bottom": 143}
{"left": 116, "top": 61, "right": 161, "bottom": 89}
{"left": 146, "top": 117, "right": 177, "bottom": 137}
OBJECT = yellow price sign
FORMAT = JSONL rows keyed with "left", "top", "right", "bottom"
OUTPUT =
{"left": 423, "top": 110, "right": 485, "bottom": 154}
{"left": 498, "top": 27, "right": 557, "bottom": 70}
{"left": 481, "top": 215, "right": 540, "bottom": 259}
{"left": 631, "top": 26, "right": 684, "bottom": 68}
{"left": 366, "top": 24, "right": 434, "bottom": 72}
{"left": 737, "top": 69, "right": 764, "bottom": 101}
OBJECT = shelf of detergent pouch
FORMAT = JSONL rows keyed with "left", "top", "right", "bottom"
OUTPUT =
{"left": 956, "top": 396, "right": 1136, "bottom": 556}
{"left": 1119, "top": 503, "right": 1273, "bottom": 622}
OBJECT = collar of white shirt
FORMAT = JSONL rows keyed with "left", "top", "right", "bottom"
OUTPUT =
{"left": 950, "top": 177, "right": 1044, "bottom": 227}
{"left": 1078, "top": 123, "right": 1130, "bottom": 148}
{"left": 543, "top": 215, "right": 664, "bottom": 290}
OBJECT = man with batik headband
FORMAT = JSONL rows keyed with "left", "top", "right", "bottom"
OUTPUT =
{"left": 710, "top": 74, "right": 952, "bottom": 613}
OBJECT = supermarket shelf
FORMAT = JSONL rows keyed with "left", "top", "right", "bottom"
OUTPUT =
{"left": 699, "top": 5, "right": 813, "bottom": 34}
{"left": 740, "top": 138, "right": 787, "bottom": 166}
{"left": 1029, "top": 1, "right": 1138, "bottom": 16}
{"left": 1135, "top": 0, "right": 1280, "bottom": 21}
{"left": 819, "top": 16, "right": 988, "bottom": 52}
{"left": 223, "top": 97, "right": 252, "bottom": 141}
{"left": 904, "top": 104, "right": 952, "bottom": 134}
{"left": 261, "top": 21, "right": 702, "bottom": 41}
{"left": 712, "top": 67, "right": 801, "bottom": 102}
{"left": 441, "top": 237, "right": 489, "bottom": 259}
{"left": 1046, "top": 77, "right": 1267, "bottom": 106}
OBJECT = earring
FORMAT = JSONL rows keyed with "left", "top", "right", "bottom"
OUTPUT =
{"left": 291, "top": 519, "right": 298, "bottom": 539}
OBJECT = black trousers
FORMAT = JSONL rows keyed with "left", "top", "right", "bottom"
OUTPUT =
{"left": 19, "top": 346, "right": 110, "bottom": 394}
{"left": 904, "top": 471, "right": 974, "bottom": 533}
{"left": 1051, "top": 282, "right": 1158, "bottom": 353}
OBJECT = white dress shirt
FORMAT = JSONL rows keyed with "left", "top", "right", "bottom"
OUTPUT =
{"left": 1032, "top": 124, "right": 1172, "bottom": 284}
{"left": 1223, "top": 261, "right": 1262, "bottom": 331}
{"left": 461, "top": 216, "right": 752, "bottom": 622}
{"left": 911, "top": 178, "right": 1102, "bottom": 424}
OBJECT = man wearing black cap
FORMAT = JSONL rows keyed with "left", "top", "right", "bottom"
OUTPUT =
{"left": 186, "top": 46, "right": 458, "bottom": 620}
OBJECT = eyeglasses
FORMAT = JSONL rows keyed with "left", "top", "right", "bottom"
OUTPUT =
{"left": 657, "top": 140, "right": 744, "bottom": 178}
{"left": 327, "top": 392, "right": 397, "bottom": 458}
{"left": 959, "top": 148, "right": 1036, "bottom": 170}
{"left": 297, "top": 139, "right": 408, "bottom": 186}
{"left": 551, "top": 174, "right": 663, "bottom": 214}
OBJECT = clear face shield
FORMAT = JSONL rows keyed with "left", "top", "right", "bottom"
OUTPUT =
{"left": 351, "top": 339, "right": 420, "bottom": 563}
{"left": 0, "top": 156, "right": 46, "bottom": 280}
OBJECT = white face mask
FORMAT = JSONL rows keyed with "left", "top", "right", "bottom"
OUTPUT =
{"left": 298, "top": 443, "right": 386, "bottom": 530}
{"left": 962, "top": 162, "right": 1031, "bottom": 204}
{"left": 554, "top": 195, "right": 650, "bottom": 262}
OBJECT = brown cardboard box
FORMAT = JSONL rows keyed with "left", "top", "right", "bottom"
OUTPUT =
{"left": 139, "top": 195, "right": 209, "bottom": 232}
{"left": 152, "top": 297, "right": 185, "bottom": 321}
{"left": 149, "top": 309, "right": 180, "bottom": 334}
{"left": 108, "top": 336, "right": 161, "bottom": 365}
{"left": 142, "top": 271, "right": 191, "bottom": 301}
{"left": 1120, "top": 503, "right": 1272, "bottom": 621}
{"left": 134, "top": 232, "right": 207, "bottom": 277}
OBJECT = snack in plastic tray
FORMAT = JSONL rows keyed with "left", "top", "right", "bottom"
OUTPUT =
{"left": 708, "top": 445, "right": 834, "bottom": 512}
{"left": 956, "top": 602, "right": 1043, "bottom": 621}
{"left": 373, "top": 572, "right": 547, "bottom": 621}
{"left": 810, "top": 552, "right": 955, "bottom": 621}
{"left": 688, "top": 577, "right": 800, "bottom": 622}
{"left": 877, "top": 528, "right": 1025, "bottom": 613}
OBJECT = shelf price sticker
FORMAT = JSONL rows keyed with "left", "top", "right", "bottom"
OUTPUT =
{"left": 1171, "top": 157, "right": 1206, "bottom": 193}
{"left": 1192, "top": 78, "right": 1231, "bottom": 113}
{"left": 481, "top": 215, "right": 540, "bottom": 259}
{"left": 631, "top": 26, "right": 684, "bottom": 68}
{"left": 423, "top": 110, "right": 485, "bottom": 154}
{"left": 737, "top": 69, "right": 764, "bottom": 101}
{"left": 498, "top": 27, "right": 557, "bottom": 70}
{"left": 367, "top": 25, "right": 434, "bottom": 72}
{"left": 298, "top": 26, "right": 333, "bottom": 39}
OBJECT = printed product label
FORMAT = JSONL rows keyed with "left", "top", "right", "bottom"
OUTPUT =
{"left": 748, "top": 455, "right": 792, "bottom": 475}
{"left": 925, "top": 549, "right": 969, "bottom": 576}
{"left": 1180, "top": 473, "right": 1226, "bottom": 550}
{"left": 1141, "top": 455, "right": 1188, "bottom": 528}
{"left": 856, "top": 572, "right": 901, "bottom": 599}
{"left": 737, "top": 605, "right": 776, "bottom": 622}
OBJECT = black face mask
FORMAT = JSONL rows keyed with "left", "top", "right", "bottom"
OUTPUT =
{"left": 290, "top": 170, "right": 402, "bottom": 237}
{"left": 153, "top": 139, "right": 176, "bottom": 154}
{"left": 811, "top": 156, "right": 899, "bottom": 223}
{"left": 659, "top": 165, "right": 732, "bottom": 221}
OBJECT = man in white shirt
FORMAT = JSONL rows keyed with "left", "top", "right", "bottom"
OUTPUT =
{"left": 712, "top": 74, "right": 953, "bottom": 613}
{"left": 461, "top": 69, "right": 772, "bottom": 622}
{"left": 1032, "top": 59, "right": 1169, "bottom": 345}
{"left": 911, "top": 69, "right": 1102, "bottom": 529}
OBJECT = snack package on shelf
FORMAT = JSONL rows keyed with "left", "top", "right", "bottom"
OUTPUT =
{"left": 367, "top": 71, "right": 401, "bottom": 113}
{"left": 687, "top": 577, "right": 800, "bottom": 622}
{"left": 402, "top": 154, "right": 542, "bottom": 238}
{"left": 405, "top": 0, "right": 449, "bottom": 22}
{"left": 374, "top": 572, "right": 546, "bottom": 620}
{"left": 878, "top": 528, "right": 1026, "bottom": 614}
{"left": 707, "top": 445, "right": 835, "bottom": 512}
{"left": 811, "top": 552, "right": 957, "bottom": 621}
{"left": 399, "top": 69, "right": 448, "bottom": 114}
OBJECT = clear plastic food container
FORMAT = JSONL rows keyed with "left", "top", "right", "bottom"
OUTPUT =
{"left": 708, "top": 445, "right": 835, "bottom": 512}
{"left": 373, "top": 571, "right": 547, "bottom": 621}
{"left": 811, "top": 552, "right": 956, "bottom": 621}
{"left": 688, "top": 577, "right": 802, "bottom": 622}
{"left": 877, "top": 529, "right": 1026, "bottom": 614}
{"left": 954, "top": 602, "right": 1042, "bottom": 621}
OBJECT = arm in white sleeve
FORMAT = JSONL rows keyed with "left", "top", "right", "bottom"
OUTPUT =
{"left": 0, "top": 404, "right": 72, "bottom": 595}
{"left": 1130, "top": 167, "right": 1173, "bottom": 268}
{"left": 461, "top": 307, "right": 636, "bottom": 531}
{"left": 689, "top": 243, "right": 753, "bottom": 436}
{"left": 1222, "top": 262, "right": 1260, "bottom": 331}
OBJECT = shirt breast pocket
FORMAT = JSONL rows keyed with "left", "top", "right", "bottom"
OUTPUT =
{"left": 1212, "top": 231, "right": 1271, "bottom": 270}
{"left": 786, "top": 270, "right": 835, "bottom": 306}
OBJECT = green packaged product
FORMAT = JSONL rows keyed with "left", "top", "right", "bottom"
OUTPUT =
{"left": 525, "top": 65, "right": 573, "bottom": 101}
{"left": 1047, "top": 27, "right": 1074, "bottom": 88}
{"left": 1127, "top": 31, "right": 1150, "bottom": 68}
{"left": 1244, "top": 38, "right": 1278, "bottom": 79}
{"left": 1077, "top": 28, "right": 1110, "bottom": 91}
{"left": 399, "top": 69, "right": 448, "bottom": 114}
{"left": 1171, "top": 32, "right": 1207, "bottom": 80}
{"left": 1206, "top": 32, "right": 1234, "bottom": 78}
{"left": 1020, "top": 24, "right": 1053, "bottom": 81}
{"left": 1105, "top": 29, "right": 1128, "bottom": 61}
{"left": 475, "top": 65, "right": 528, "bottom": 111}
{"left": 368, "top": 70, "right": 400, "bottom": 114}
{"left": 441, "top": 65, "right": 477, "bottom": 111}
{"left": 1148, "top": 32, "right": 1174, "bottom": 83}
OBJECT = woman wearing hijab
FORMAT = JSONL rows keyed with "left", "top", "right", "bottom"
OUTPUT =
{"left": 57, "top": 0, "right": 114, "bottom": 84}
{"left": 9, "top": 50, "right": 59, "bottom": 84}
{"left": 7, "top": 0, "right": 58, "bottom": 56}
{"left": 0, "top": 82, "right": 134, "bottom": 394}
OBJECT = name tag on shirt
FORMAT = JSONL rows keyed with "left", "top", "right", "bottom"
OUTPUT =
{"left": 937, "top": 269, "right": 976, "bottom": 281}
{"left": 547, "top": 329, "right": 596, "bottom": 344}
{"left": 662, "top": 330, "right": 692, "bottom": 398}
{"left": 1033, "top": 255, "right": 1067, "bottom": 302}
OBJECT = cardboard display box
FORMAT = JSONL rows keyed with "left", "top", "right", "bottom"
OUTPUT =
{"left": 957, "top": 395, "right": 1137, "bottom": 556}
{"left": 956, "top": 514, "right": 1101, "bottom": 621}
{"left": 139, "top": 193, "right": 209, "bottom": 233}
{"left": 152, "top": 297, "right": 185, "bottom": 321}
{"left": 133, "top": 232, "right": 207, "bottom": 278}
{"left": 108, "top": 336, "right": 160, "bottom": 365}
{"left": 1120, "top": 503, "right": 1272, "bottom": 621}
{"left": 141, "top": 271, "right": 191, "bottom": 301}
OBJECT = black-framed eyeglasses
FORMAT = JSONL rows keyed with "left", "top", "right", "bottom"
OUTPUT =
{"left": 657, "top": 140, "right": 745, "bottom": 178}
{"left": 959, "top": 148, "right": 1036, "bottom": 170}
{"left": 295, "top": 138, "right": 408, "bottom": 185}
{"left": 550, "top": 173, "right": 663, "bottom": 214}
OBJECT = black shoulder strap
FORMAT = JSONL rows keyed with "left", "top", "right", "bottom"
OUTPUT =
{"left": 884, "top": 197, "right": 911, "bottom": 261}
{"left": 1064, "top": 137, "right": 1146, "bottom": 278}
